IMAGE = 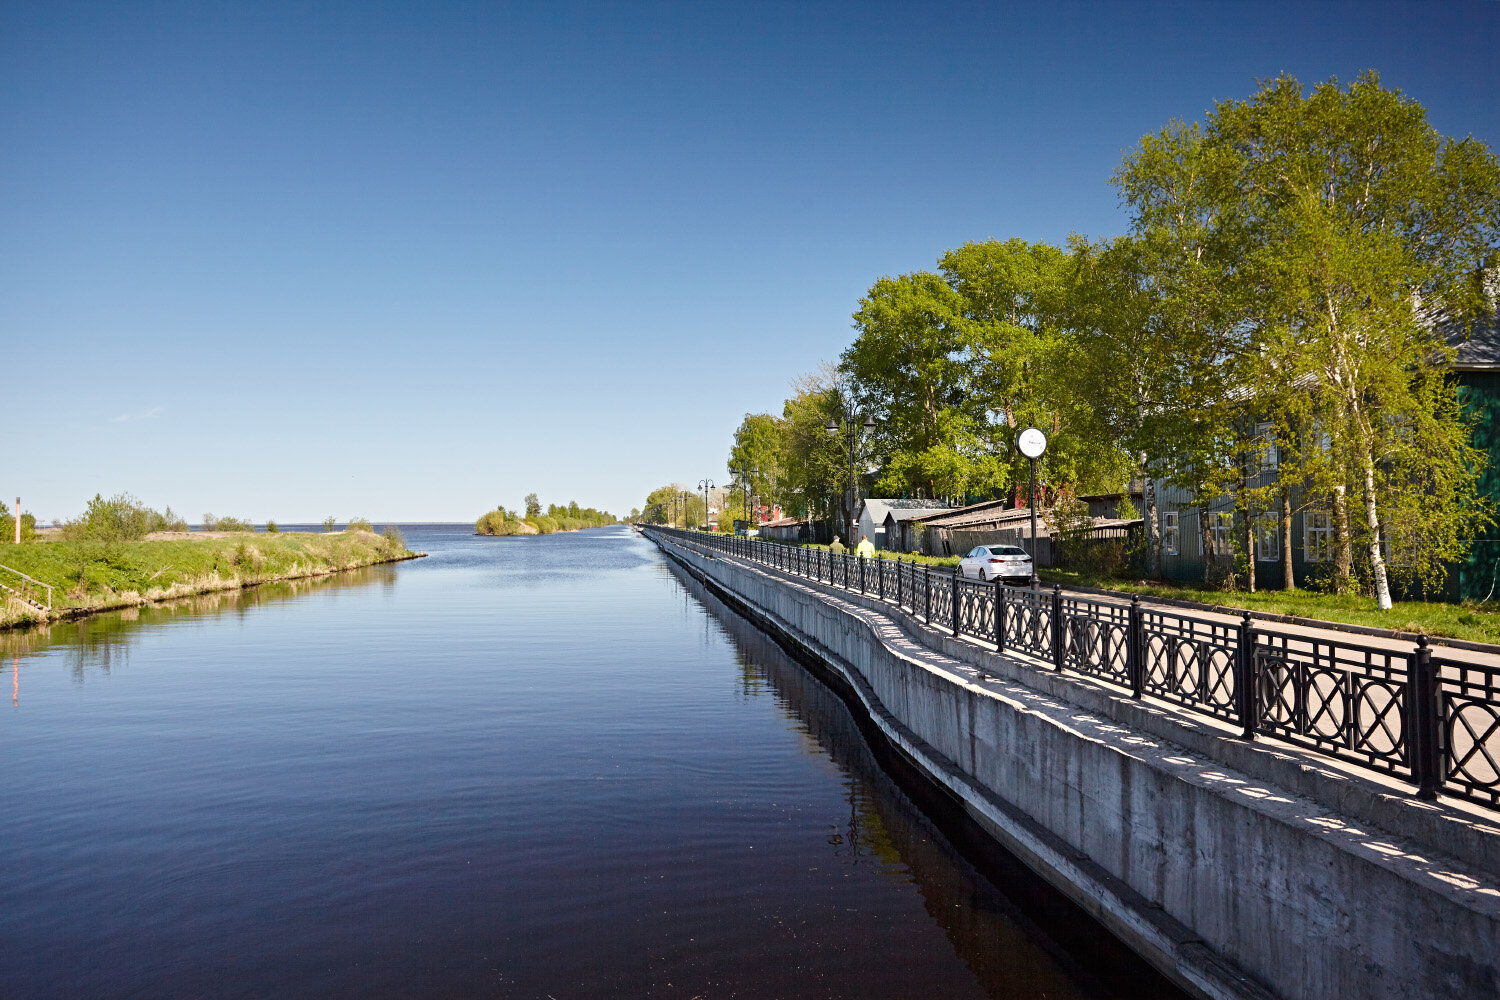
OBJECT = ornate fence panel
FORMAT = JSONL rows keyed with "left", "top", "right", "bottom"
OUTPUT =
{"left": 1253, "top": 633, "right": 1411, "bottom": 778}
{"left": 955, "top": 576, "right": 995, "bottom": 643}
{"left": 1003, "top": 588, "right": 1052, "bottom": 661}
{"left": 1141, "top": 610, "right": 1240, "bottom": 724}
{"left": 1432, "top": 654, "right": 1500, "bottom": 806}
{"left": 1059, "top": 596, "right": 1132, "bottom": 688}
{"left": 928, "top": 570, "right": 954, "bottom": 628}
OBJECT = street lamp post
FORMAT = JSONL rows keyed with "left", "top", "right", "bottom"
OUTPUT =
{"left": 698, "top": 479, "right": 714, "bottom": 531}
{"left": 1017, "top": 427, "right": 1048, "bottom": 589}
{"left": 826, "top": 409, "right": 877, "bottom": 546}
{"left": 731, "top": 467, "right": 760, "bottom": 532}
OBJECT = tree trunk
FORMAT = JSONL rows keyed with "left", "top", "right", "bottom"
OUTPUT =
{"left": 1142, "top": 456, "right": 1160, "bottom": 578}
{"left": 1200, "top": 503, "right": 1217, "bottom": 586}
{"left": 1280, "top": 487, "right": 1295, "bottom": 591}
{"left": 1242, "top": 504, "right": 1256, "bottom": 593}
{"left": 1361, "top": 452, "right": 1394, "bottom": 610}
{"left": 1332, "top": 484, "right": 1353, "bottom": 592}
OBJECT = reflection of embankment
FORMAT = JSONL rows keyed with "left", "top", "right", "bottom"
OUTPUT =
{"left": 0, "top": 564, "right": 397, "bottom": 676}
{"left": 659, "top": 556, "right": 1184, "bottom": 1000}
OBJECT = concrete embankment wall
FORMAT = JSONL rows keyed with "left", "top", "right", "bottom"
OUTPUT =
{"left": 649, "top": 532, "right": 1500, "bottom": 1000}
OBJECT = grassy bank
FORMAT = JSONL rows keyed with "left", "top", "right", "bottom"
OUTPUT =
{"left": 1042, "top": 567, "right": 1500, "bottom": 645}
{"left": 0, "top": 528, "right": 419, "bottom": 630}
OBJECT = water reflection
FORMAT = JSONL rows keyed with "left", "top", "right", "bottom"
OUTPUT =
{"left": 664, "top": 558, "right": 1183, "bottom": 1000}
{"left": 0, "top": 564, "right": 397, "bottom": 683}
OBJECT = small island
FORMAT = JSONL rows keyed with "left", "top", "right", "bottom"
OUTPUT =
{"left": 475, "top": 493, "right": 618, "bottom": 535}
{"left": 0, "top": 494, "right": 421, "bottom": 630}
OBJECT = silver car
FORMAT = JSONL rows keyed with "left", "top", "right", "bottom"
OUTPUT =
{"left": 957, "top": 544, "right": 1033, "bottom": 584}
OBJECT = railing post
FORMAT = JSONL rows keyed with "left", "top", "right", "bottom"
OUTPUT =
{"left": 1409, "top": 636, "right": 1442, "bottom": 800}
{"left": 878, "top": 556, "right": 885, "bottom": 600}
{"left": 994, "top": 578, "right": 1005, "bottom": 652}
{"left": 896, "top": 558, "right": 903, "bottom": 609}
{"left": 859, "top": 554, "right": 866, "bottom": 594}
{"left": 924, "top": 565, "right": 931, "bottom": 625}
{"left": 1051, "top": 584, "right": 1064, "bottom": 671}
{"left": 951, "top": 571, "right": 960, "bottom": 636}
{"left": 1235, "top": 611, "right": 1257, "bottom": 738}
{"left": 1127, "top": 596, "right": 1143, "bottom": 699}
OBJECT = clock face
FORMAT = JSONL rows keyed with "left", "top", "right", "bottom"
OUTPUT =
{"left": 1017, "top": 427, "right": 1047, "bottom": 458}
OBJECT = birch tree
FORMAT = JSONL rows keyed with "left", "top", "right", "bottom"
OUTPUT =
{"left": 1208, "top": 73, "right": 1500, "bottom": 606}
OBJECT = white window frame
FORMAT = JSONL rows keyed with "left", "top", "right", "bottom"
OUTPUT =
{"left": 1304, "top": 511, "right": 1333, "bottom": 563}
{"left": 1208, "top": 512, "right": 1233, "bottom": 557}
{"left": 1255, "top": 512, "right": 1280, "bottom": 562}
{"left": 1253, "top": 422, "right": 1279, "bottom": 473}
{"left": 1162, "top": 511, "right": 1179, "bottom": 556}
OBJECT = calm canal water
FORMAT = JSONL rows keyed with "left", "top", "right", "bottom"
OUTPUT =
{"left": 0, "top": 525, "right": 1176, "bottom": 998}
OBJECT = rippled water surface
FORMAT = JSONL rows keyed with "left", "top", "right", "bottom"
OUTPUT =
{"left": 0, "top": 525, "right": 1168, "bottom": 998}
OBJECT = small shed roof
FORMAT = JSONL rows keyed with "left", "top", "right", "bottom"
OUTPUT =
{"left": 861, "top": 498, "right": 955, "bottom": 524}
{"left": 919, "top": 499, "right": 1026, "bottom": 529}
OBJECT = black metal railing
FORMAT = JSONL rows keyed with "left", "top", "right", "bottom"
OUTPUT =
{"left": 645, "top": 527, "right": 1500, "bottom": 811}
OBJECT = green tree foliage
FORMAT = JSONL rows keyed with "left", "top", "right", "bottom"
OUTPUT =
{"left": 524, "top": 493, "right": 542, "bottom": 519}
{"left": 695, "top": 73, "right": 1496, "bottom": 606}
{"left": 777, "top": 367, "right": 847, "bottom": 526}
{"left": 641, "top": 484, "right": 703, "bottom": 528}
{"left": 1117, "top": 72, "right": 1500, "bottom": 605}
{"left": 841, "top": 243, "right": 1131, "bottom": 509}
{"left": 842, "top": 272, "right": 974, "bottom": 499}
{"left": 728, "top": 413, "right": 787, "bottom": 514}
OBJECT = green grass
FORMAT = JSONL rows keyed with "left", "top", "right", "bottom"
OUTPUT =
{"left": 784, "top": 539, "right": 1500, "bottom": 644}
{"left": 1042, "top": 566, "right": 1500, "bottom": 645}
{"left": 0, "top": 529, "right": 416, "bottom": 628}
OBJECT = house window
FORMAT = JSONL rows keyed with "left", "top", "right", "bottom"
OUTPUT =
{"left": 1162, "top": 511, "right": 1179, "bottom": 556}
{"left": 1209, "top": 512, "right": 1233, "bottom": 557}
{"left": 1304, "top": 511, "right": 1333, "bottom": 563}
{"left": 1255, "top": 513, "right": 1280, "bottom": 562}
{"left": 1252, "top": 422, "right": 1279, "bottom": 473}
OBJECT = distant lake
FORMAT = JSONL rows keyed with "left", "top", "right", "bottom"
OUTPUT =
{"left": 0, "top": 525, "right": 1171, "bottom": 998}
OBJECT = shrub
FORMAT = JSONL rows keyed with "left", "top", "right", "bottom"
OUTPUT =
{"left": 266, "top": 520, "right": 279, "bottom": 533}
{"left": 379, "top": 525, "right": 407, "bottom": 556}
{"left": 347, "top": 517, "right": 373, "bottom": 532}
{"left": 323, "top": 516, "right": 337, "bottom": 532}
{"left": 148, "top": 506, "right": 189, "bottom": 533}
{"left": 62, "top": 493, "right": 157, "bottom": 542}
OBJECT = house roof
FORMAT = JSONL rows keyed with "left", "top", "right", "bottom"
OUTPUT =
{"left": 860, "top": 498, "right": 955, "bottom": 524}
{"left": 1449, "top": 309, "right": 1500, "bottom": 369}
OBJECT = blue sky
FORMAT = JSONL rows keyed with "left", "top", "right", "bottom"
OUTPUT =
{"left": 4, "top": 1, "right": 1498, "bottom": 523}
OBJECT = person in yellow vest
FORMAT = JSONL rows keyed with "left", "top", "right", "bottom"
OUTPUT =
{"left": 828, "top": 535, "right": 846, "bottom": 554}
{"left": 856, "top": 534, "right": 876, "bottom": 558}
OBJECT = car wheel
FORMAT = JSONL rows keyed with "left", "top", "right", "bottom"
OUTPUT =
{"left": 979, "top": 569, "right": 988, "bottom": 582}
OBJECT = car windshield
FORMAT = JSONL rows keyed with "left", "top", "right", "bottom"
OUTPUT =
{"left": 989, "top": 546, "right": 1027, "bottom": 556}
